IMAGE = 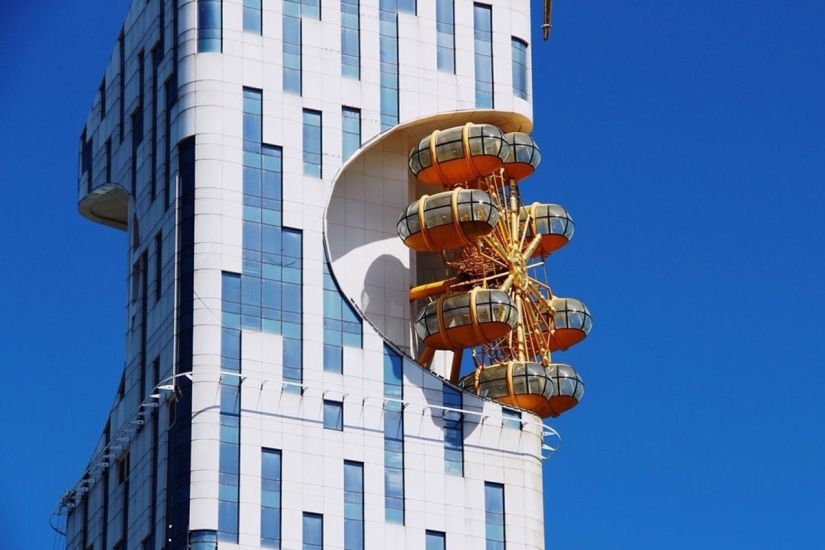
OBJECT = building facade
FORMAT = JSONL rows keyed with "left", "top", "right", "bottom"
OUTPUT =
{"left": 61, "top": 0, "right": 561, "bottom": 548}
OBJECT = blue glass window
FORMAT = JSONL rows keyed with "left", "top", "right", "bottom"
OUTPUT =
{"left": 105, "top": 138, "right": 112, "bottom": 185}
{"left": 218, "top": 391, "right": 240, "bottom": 542}
{"left": 323, "top": 400, "right": 344, "bottom": 430}
{"left": 379, "top": 0, "right": 399, "bottom": 130}
{"left": 303, "top": 0, "right": 320, "bottom": 19}
{"left": 198, "top": 0, "right": 222, "bottom": 52}
{"left": 81, "top": 132, "right": 93, "bottom": 193}
{"left": 436, "top": 0, "right": 454, "bottom": 73}
{"left": 485, "top": 482, "right": 505, "bottom": 550}
{"left": 151, "top": 47, "right": 160, "bottom": 202}
{"left": 511, "top": 37, "right": 528, "bottom": 100}
{"left": 261, "top": 449, "right": 282, "bottom": 548}
{"left": 155, "top": 232, "right": 163, "bottom": 303}
{"left": 426, "top": 531, "right": 446, "bottom": 550}
{"left": 443, "top": 387, "right": 463, "bottom": 476}
{"left": 303, "top": 109, "right": 322, "bottom": 177}
{"left": 341, "top": 0, "right": 360, "bottom": 78}
{"left": 501, "top": 408, "right": 522, "bottom": 430}
{"left": 342, "top": 107, "right": 361, "bottom": 162}
{"left": 283, "top": 0, "right": 302, "bottom": 94}
{"left": 303, "top": 513, "right": 323, "bottom": 550}
{"left": 133, "top": 107, "right": 144, "bottom": 145}
{"left": 190, "top": 530, "right": 218, "bottom": 550}
{"left": 240, "top": 88, "right": 303, "bottom": 387}
{"left": 473, "top": 3, "right": 493, "bottom": 108}
{"left": 283, "top": 0, "right": 320, "bottom": 94}
{"left": 383, "top": 346, "right": 404, "bottom": 524}
{"left": 164, "top": 76, "right": 177, "bottom": 210}
{"left": 398, "top": 0, "right": 415, "bottom": 14}
{"left": 119, "top": 31, "right": 125, "bottom": 142}
{"left": 244, "top": 0, "right": 262, "bottom": 34}
{"left": 323, "top": 258, "right": 362, "bottom": 373}
{"left": 344, "top": 461, "right": 364, "bottom": 550}
{"left": 99, "top": 79, "right": 106, "bottom": 117}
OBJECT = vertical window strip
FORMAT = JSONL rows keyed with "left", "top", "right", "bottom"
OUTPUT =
{"left": 133, "top": 50, "right": 145, "bottom": 198}
{"left": 119, "top": 30, "right": 125, "bottom": 142}
{"left": 219, "top": 272, "right": 242, "bottom": 543}
{"left": 280, "top": 227, "right": 304, "bottom": 387}
{"left": 322, "top": 258, "right": 362, "bottom": 374}
{"left": 473, "top": 3, "right": 494, "bottom": 108}
{"left": 172, "top": 0, "right": 179, "bottom": 80}
{"left": 159, "top": 0, "right": 166, "bottom": 54}
{"left": 383, "top": 345, "right": 404, "bottom": 524}
{"left": 283, "top": 0, "right": 320, "bottom": 95}
{"left": 241, "top": 88, "right": 304, "bottom": 388}
{"left": 485, "top": 482, "right": 506, "bottom": 550}
{"left": 341, "top": 0, "right": 360, "bottom": 79}
{"left": 81, "top": 132, "right": 93, "bottom": 194}
{"left": 101, "top": 425, "right": 110, "bottom": 550}
{"left": 283, "top": 0, "right": 302, "bottom": 94}
{"left": 164, "top": 76, "right": 177, "bottom": 211}
{"left": 341, "top": 106, "right": 361, "bottom": 162}
{"left": 151, "top": 47, "right": 160, "bottom": 201}
{"left": 261, "top": 449, "right": 282, "bottom": 548}
{"left": 378, "top": 0, "right": 399, "bottom": 130}
{"left": 155, "top": 232, "right": 163, "bottom": 302}
{"left": 140, "top": 250, "right": 149, "bottom": 401}
{"left": 435, "top": 0, "right": 455, "bottom": 73}
{"left": 138, "top": 50, "right": 145, "bottom": 109}
{"left": 168, "top": 136, "right": 195, "bottom": 550}
{"left": 303, "top": 513, "right": 323, "bottom": 550}
{"left": 344, "top": 461, "right": 364, "bottom": 550}
{"left": 443, "top": 386, "right": 463, "bottom": 476}
{"left": 511, "top": 37, "right": 528, "bottom": 100}
{"left": 132, "top": 108, "right": 141, "bottom": 196}
{"left": 302, "top": 109, "right": 322, "bottom": 177}
{"left": 99, "top": 79, "right": 107, "bottom": 118}
{"left": 105, "top": 138, "right": 112, "bottom": 184}
{"left": 243, "top": 0, "right": 263, "bottom": 34}
{"left": 198, "top": 0, "right": 223, "bottom": 52}
{"left": 119, "top": 451, "right": 130, "bottom": 550}
{"left": 147, "top": 356, "right": 160, "bottom": 550}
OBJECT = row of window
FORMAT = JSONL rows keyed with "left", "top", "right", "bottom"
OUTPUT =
{"left": 82, "top": 1, "right": 526, "bottom": 202}
{"left": 194, "top": 0, "right": 528, "bottom": 105}
{"left": 190, "top": 475, "right": 501, "bottom": 550}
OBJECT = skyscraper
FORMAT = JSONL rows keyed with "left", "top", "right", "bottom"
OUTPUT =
{"left": 59, "top": 1, "right": 591, "bottom": 548}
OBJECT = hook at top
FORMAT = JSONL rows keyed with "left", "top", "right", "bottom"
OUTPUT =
{"left": 543, "top": 0, "right": 554, "bottom": 40}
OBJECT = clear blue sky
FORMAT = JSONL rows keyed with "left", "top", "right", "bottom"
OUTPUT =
{"left": 1, "top": 1, "right": 824, "bottom": 548}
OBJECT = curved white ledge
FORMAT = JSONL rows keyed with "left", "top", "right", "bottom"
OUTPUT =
{"left": 77, "top": 183, "right": 130, "bottom": 231}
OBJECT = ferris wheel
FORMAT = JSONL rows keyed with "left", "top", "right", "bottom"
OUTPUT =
{"left": 397, "top": 123, "right": 592, "bottom": 418}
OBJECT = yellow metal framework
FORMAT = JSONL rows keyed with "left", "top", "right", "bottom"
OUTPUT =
{"left": 410, "top": 170, "right": 562, "bottom": 383}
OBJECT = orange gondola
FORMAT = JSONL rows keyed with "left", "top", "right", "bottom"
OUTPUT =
{"left": 459, "top": 361, "right": 584, "bottom": 418}
{"left": 408, "top": 123, "right": 510, "bottom": 186}
{"left": 521, "top": 202, "right": 574, "bottom": 257}
{"left": 397, "top": 188, "right": 499, "bottom": 253}
{"left": 502, "top": 132, "right": 541, "bottom": 182}
{"left": 544, "top": 297, "right": 592, "bottom": 352}
{"left": 415, "top": 289, "right": 517, "bottom": 350}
